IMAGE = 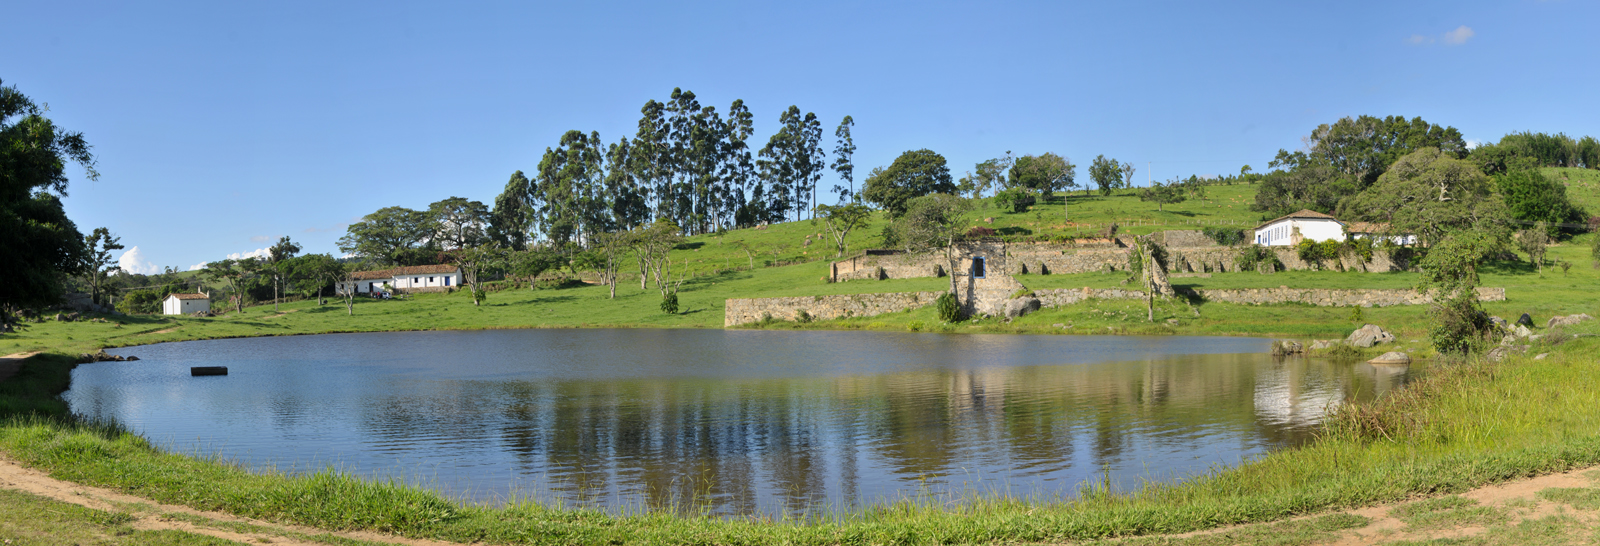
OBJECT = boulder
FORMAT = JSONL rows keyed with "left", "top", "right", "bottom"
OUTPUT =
{"left": 1345, "top": 324, "right": 1395, "bottom": 348}
{"left": 1310, "top": 340, "right": 1337, "bottom": 350}
{"left": 1487, "top": 345, "right": 1529, "bottom": 363}
{"left": 1547, "top": 314, "right": 1594, "bottom": 329}
{"left": 1534, "top": 353, "right": 1550, "bottom": 360}
{"left": 1368, "top": 352, "right": 1411, "bottom": 365}
{"left": 1270, "top": 340, "right": 1304, "bottom": 356}
{"left": 1513, "top": 324, "right": 1532, "bottom": 338}
{"left": 1003, "top": 298, "right": 1041, "bottom": 319}
{"left": 1517, "top": 313, "right": 1534, "bottom": 328}
{"left": 1489, "top": 316, "right": 1508, "bottom": 329}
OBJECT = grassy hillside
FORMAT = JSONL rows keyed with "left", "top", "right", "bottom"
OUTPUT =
{"left": 1543, "top": 166, "right": 1600, "bottom": 216}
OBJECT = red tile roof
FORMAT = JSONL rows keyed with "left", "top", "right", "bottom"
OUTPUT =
{"left": 167, "top": 293, "right": 209, "bottom": 300}
{"left": 1255, "top": 209, "right": 1343, "bottom": 229}
{"left": 348, "top": 264, "right": 460, "bottom": 280}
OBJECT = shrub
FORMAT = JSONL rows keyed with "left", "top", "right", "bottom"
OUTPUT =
{"left": 795, "top": 309, "right": 812, "bottom": 323}
{"left": 1296, "top": 239, "right": 1342, "bottom": 262}
{"left": 1236, "top": 245, "right": 1281, "bottom": 272}
{"left": 1201, "top": 226, "right": 1245, "bottom": 246}
{"left": 660, "top": 293, "right": 679, "bottom": 314}
{"left": 991, "top": 188, "right": 1035, "bottom": 213}
{"left": 934, "top": 292, "right": 963, "bottom": 323}
{"left": 1430, "top": 294, "right": 1492, "bottom": 355}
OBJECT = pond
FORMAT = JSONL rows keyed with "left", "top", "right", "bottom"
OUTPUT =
{"left": 74, "top": 329, "right": 1409, "bottom": 516}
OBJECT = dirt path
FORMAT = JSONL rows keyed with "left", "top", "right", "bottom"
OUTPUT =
{"left": 0, "top": 352, "right": 39, "bottom": 384}
{"left": 0, "top": 455, "right": 459, "bottom": 546}
{"left": 3, "top": 449, "right": 1599, "bottom": 545}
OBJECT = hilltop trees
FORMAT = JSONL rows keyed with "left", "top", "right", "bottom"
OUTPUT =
{"left": 1089, "top": 155, "right": 1123, "bottom": 196}
{"left": 1339, "top": 147, "right": 1509, "bottom": 247}
{"left": 82, "top": 228, "right": 124, "bottom": 306}
{"left": 861, "top": 149, "right": 956, "bottom": 217}
{"left": 1255, "top": 115, "right": 1467, "bottom": 217}
{"left": 338, "top": 206, "right": 434, "bottom": 265}
{"left": 0, "top": 78, "right": 94, "bottom": 313}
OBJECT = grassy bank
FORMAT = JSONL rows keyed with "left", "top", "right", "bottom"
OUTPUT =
{"left": 3, "top": 319, "right": 1600, "bottom": 544}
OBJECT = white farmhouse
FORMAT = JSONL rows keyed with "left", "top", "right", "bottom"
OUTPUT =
{"left": 1253, "top": 209, "right": 1347, "bottom": 246}
{"left": 336, "top": 264, "right": 463, "bottom": 295}
{"left": 162, "top": 293, "right": 211, "bottom": 315}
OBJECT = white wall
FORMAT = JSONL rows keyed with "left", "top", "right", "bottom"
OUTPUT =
{"left": 1256, "top": 219, "right": 1346, "bottom": 246}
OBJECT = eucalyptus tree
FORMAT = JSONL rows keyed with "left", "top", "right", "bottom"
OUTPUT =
{"left": 604, "top": 138, "right": 650, "bottom": 231}
{"left": 81, "top": 228, "right": 124, "bottom": 306}
{"left": 264, "top": 236, "right": 301, "bottom": 312}
{"left": 760, "top": 105, "right": 827, "bottom": 222}
{"left": 831, "top": 115, "right": 856, "bottom": 200}
{"left": 488, "top": 171, "right": 536, "bottom": 250}
{"left": 632, "top": 99, "right": 673, "bottom": 223}
{"left": 721, "top": 100, "right": 759, "bottom": 228}
{"left": 536, "top": 130, "right": 607, "bottom": 248}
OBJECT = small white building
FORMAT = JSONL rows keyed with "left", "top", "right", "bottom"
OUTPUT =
{"left": 162, "top": 293, "right": 211, "bottom": 315}
{"left": 336, "top": 264, "right": 463, "bottom": 295}
{"left": 1254, "top": 209, "right": 1347, "bottom": 246}
{"left": 1346, "top": 222, "right": 1419, "bottom": 246}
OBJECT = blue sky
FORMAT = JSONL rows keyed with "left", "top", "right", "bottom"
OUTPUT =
{"left": 6, "top": 1, "right": 1596, "bottom": 273}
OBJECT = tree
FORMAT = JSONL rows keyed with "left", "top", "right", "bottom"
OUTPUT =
{"left": 1089, "top": 155, "right": 1123, "bottom": 196}
{"left": 1338, "top": 148, "right": 1510, "bottom": 247}
{"left": 1295, "top": 115, "right": 1467, "bottom": 189}
{"left": 1008, "top": 153, "right": 1077, "bottom": 196}
{"left": 1494, "top": 170, "right": 1585, "bottom": 230}
{"left": 1121, "top": 161, "right": 1137, "bottom": 190}
{"left": 1139, "top": 180, "right": 1188, "bottom": 211}
{"left": 758, "top": 106, "right": 827, "bottom": 222}
{"left": 831, "top": 116, "right": 856, "bottom": 201}
{"left": 1417, "top": 228, "right": 1504, "bottom": 354}
{"left": 338, "top": 206, "right": 434, "bottom": 265}
{"left": 958, "top": 153, "right": 1012, "bottom": 200}
{"left": 428, "top": 197, "right": 490, "bottom": 251}
{"left": 508, "top": 248, "right": 562, "bottom": 287}
{"left": 1252, "top": 162, "right": 1356, "bottom": 217}
{"left": 889, "top": 194, "right": 973, "bottom": 295}
{"left": 860, "top": 149, "right": 956, "bottom": 218}
{"left": 286, "top": 253, "right": 342, "bottom": 305}
{"left": 449, "top": 245, "right": 508, "bottom": 306}
{"left": 812, "top": 202, "right": 872, "bottom": 258}
{"left": 82, "top": 228, "right": 124, "bottom": 306}
{"left": 332, "top": 259, "right": 364, "bottom": 316}
{"left": 591, "top": 231, "right": 631, "bottom": 299}
{"left": 1517, "top": 222, "right": 1551, "bottom": 274}
{"left": 0, "top": 78, "right": 94, "bottom": 314}
{"left": 202, "top": 259, "right": 257, "bottom": 314}
{"left": 488, "top": 171, "right": 536, "bottom": 251}
{"left": 631, "top": 221, "right": 683, "bottom": 298}
{"left": 265, "top": 236, "right": 301, "bottom": 312}
{"left": 1126, "top": 235, "right": 1171, "bottom": 322}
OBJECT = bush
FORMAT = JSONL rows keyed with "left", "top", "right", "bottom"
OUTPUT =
{"left": 795, "top": 309, "right": 812, "bottom": 323}
{"left": 1201, "top": 227, "right": 1245, "bottom": 246}
{"left": 1296, "top": 239, "right": 1342, "bottom": 262}
{"left": 1430, "top": 294, "right": 1493, "bottom": 355}
{"left": 991, "top": 188, "right": 1035, "bottom": 213}
{"left": 1236, "top": 245, "right": 1281, "bottom": 272}
{"left": 934, "top": 292, "right": 963, "bottom": 323}
{"left": 660, "top": 293, "right": 679, "bottom": 314}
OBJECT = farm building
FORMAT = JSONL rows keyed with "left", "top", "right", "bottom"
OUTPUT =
{"left": 1254, "top": 209, "right": 1348, "bottom": 246}
{"left": 336, "top": 264, "right": 462, "bottom": 295}
{"left": 162, "top": 293, "right": 211, "bottom": 315}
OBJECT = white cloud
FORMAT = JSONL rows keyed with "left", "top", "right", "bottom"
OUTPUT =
{"left": 1407, "top": 34, "right": 1429, "bottom": 45}
{"left": 1442, "top": 25, "right": 1475, "bottom": 45}
{"left": 250, "top": 235, "right": 275, "bottom": 243}
{"left": 228, "top": 247, "right": 271, "bottom": 260}
{"left": 188, "top": 262, "right": 208, "bottom": 271}
{"left": 1466, "top": 138, "right": 1484, "bottom": 149}
{"left": 117, "top": 246, "right": 162, "bottom": 275}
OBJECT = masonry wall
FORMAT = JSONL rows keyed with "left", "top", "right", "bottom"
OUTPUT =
{"left": 725, "top": 286, "right": 1506, "bottom": 325}
{"left": 724, "top": 291, "right": 948, "bottom": 326}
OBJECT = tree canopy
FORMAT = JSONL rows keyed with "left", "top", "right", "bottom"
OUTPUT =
{"left": 1339, "top": 147, "right": 1510, "bottom": 247}
{"left": 861, "top": 149, "right": 956, "bottom": 217}
{"left": 0, "top": 78, "right": 94, "bottom": 310}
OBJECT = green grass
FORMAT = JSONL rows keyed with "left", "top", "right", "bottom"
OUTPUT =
{"left": 0, "top": 488, "right": 240, "bottom": 546}
{"left": 1543, "top": 167, "right": 1600, "bottom": 215}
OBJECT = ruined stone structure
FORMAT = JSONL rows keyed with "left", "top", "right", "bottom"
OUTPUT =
{"left": 724, "top": 291, "right": 946, "bottom": 327}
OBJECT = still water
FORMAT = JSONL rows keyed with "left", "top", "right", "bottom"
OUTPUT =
{"left": 74, "top": 329, "right": 1408, "bottom": 515}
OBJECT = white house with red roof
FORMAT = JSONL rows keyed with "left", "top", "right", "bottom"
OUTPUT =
{"left": 162, "top": 292, "right": 211, "bottom": 315}
{"left": 1253, "top": 209, "right": 1347, "bottom": 246}
{"left": 337, "top": 264, "right": 462, "bottom": 295}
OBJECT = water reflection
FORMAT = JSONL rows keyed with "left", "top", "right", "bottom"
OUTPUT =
{"left": 73, "top": 330, "right": 1407, "bottom": 516}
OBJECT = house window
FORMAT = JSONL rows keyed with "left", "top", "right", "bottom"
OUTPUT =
{"left": 429, "top": 277, "right": 435, "bottom": 283}
{"left": 972, "top": 257, "right": 987, "bottom": 279}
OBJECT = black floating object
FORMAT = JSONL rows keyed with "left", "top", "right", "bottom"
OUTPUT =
{"left": 190, "top": 366, "right": 228, "bottom": 376}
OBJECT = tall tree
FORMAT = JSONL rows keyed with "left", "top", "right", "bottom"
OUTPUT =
{"left": 888, "top": 194, "right": 973, "bottom": 295}
{"left": 82, "top": 228, "right": 124, "bottom": 306}
{"left": 632, "top": 99, "right": 672, "bottom": 223}
{"left": 488, "top": 170, "right": 536, "bottom": 251}
{"left": 1120, "top": 161, "right": 1137, "bottom": 190}
{"left": 338, "top": 206, "right": 434, "bottom": 265}
{"left": 1089, "top": 155, "right": 1123, "bottom": 196}
{"left": 1338, "top": 147, "right": 1510, "bottom": 247}
{"left": 428, "top": 197, "right": 490, "bottom": 251}
{"left": 1008, "top": 153, "right": 1077, "bottom": 196}
{"left": 722, "top": 100, "right": 759, "bottom": 228}
{"left": 958, "top": 153, "right": 1013, "bottom": 200}
{"left": 604, "top": 137, "right": 650, "bottom": 231}
{"left": 860, "top": 149, "right": 956, "bottom": 218}
{"left": 831, "top": 116, "right": 856, "bottom": 200}
{"left": 812, "top": 202, "right": 872, "bottom": 258}
{"left": 0, "top": 78, "right": 94, "bottom": 312}
{"left": 449, "top": 244, "right": 508, "bottom": 306}
{"left": 202, "top": 258, "right": 257, "bottom": 314}
{"left": 1138, "top": 179, "right": 1188, "bottom": 211}
{"left": 285, "top": 253, "right": 342, "bottom": 305}
{"left": 265, "top": 236, "right": 302, "bottom": 312}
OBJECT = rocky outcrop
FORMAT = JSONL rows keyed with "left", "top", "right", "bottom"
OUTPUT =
{"left": 1003, "top": 297, "right": 1041, "bottom": 319}
{"left": 1270, "top": 340, "right": 1304, "bottom": 355}
{"left": 79, "top": 351, "right": 138, "bottom": 363}
{"left": 1346, "top": 324, "right": 1396, "bottom": 348}
{"left": 1369, "top": 352, "right": 1411, "bottom": 365}
{"left": 1547, "top": 314, "right": 1594, "bottom": 329}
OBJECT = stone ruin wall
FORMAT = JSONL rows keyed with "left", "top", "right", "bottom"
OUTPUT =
{"left": 725, "top": 286, "right": 1506, "bottom": 325}
{"left": 724, "top": 291, "right": 948, "bottom": 326}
